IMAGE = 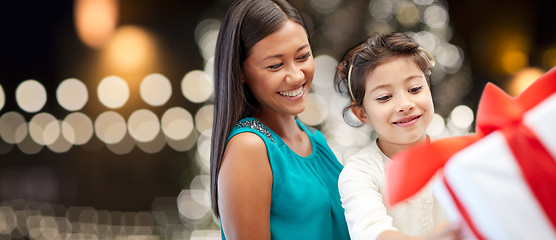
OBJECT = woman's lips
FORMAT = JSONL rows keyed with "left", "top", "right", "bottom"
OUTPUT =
{"left": 278, "top": 84, "right": 305, "bottom": 98}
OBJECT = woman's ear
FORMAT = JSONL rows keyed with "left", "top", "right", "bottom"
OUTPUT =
{"left": 351, "top": 105, "right": 371, "bottom": 125}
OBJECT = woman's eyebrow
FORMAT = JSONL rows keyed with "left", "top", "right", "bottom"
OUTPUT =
{"left": 261, "top": 44, "right": 310, "bottom": 62}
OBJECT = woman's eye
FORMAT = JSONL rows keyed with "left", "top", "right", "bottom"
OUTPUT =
{"left": 376, "top": 95, "right": 391, "bottom": 102}
{"left": 297, "top": 52, "right": 311, "bottom": 60}
{"left": 409, "top": 86, "right": 422, "bottom": 93}
{"left": 267, "top": 63, "right": 283, "bottom": 70}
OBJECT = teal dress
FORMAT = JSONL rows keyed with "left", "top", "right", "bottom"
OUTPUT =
{"left": 221, "top": 117, "right": 350, "bottom": 240}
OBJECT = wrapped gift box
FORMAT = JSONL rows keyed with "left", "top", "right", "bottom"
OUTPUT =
{"left": 386, "top": 67, "right": 556, "bottom": 239}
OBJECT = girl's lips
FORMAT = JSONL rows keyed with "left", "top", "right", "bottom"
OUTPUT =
{"left": 393, "top": 115, "right": 421, "bottom": 127}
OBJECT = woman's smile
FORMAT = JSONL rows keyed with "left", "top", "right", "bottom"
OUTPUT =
{"left": 278, "top": 83, "right": 305, "bottom": 98}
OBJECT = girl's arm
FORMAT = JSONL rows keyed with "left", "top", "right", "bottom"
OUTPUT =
{"left": 339, "top": 160, "right": 462, "bottom": 240}
{"left": 218, "top": 132, "right": 273, "bottom": 240}
{"left": 338, "top": 160, "right": 397, "bottom": 240}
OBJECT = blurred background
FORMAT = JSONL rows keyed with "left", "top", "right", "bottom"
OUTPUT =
{"left": 0, "top": 0, "right": 554, "bottom": 239}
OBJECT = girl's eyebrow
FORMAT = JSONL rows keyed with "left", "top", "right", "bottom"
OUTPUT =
{"left": 369, "top": 83, "right": 389, "bottom": 94}
{"left": 261, "top": 44, "right": 310, "bottom": 62}
{"left": 369, "top": 75, "right": 424, "bottom": 93}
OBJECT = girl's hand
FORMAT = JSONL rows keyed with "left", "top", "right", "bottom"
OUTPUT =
{"left": 425, "top": 222, "right": 464, "bottom": 240}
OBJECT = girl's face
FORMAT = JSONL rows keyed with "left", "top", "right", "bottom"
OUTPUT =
{"left": 241, "top": 20, "right": 314, "bottom": 117}
{"left": 353, "top": 56, "right": 434, "bottom": 146}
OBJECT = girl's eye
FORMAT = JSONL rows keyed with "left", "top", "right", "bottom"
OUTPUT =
{"left": 297, "top": 52, "right": 311, "bottom": 60}
{"left": 267, "top": 63, "right": 283, "bottom": 70}
{"left": 376, "top": 95, "right": 391, "bottom": 102}
{"left": 409, "top": 86, "right": 422, "bottom": 93}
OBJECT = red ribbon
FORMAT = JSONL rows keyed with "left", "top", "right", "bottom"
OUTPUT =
{"left": 386, "top": 67, "right": 556, "bottom": 231}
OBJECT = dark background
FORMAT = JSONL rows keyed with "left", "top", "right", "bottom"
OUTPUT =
{"left": 0, "top": 0, "right": 554, "bottom": 212}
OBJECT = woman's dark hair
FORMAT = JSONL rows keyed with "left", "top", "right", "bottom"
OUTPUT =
{"left": 334, "top": 32, "right": 434, "bottom": 127}
{"left": 210, "top": 0, "right": 307, "bottom": 218}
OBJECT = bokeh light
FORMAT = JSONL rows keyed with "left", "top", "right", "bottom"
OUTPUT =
{"left": 177, "top": 189, "right": 210, "bottom": 221}
{"left": 309, "top": 0, "right": 341, "bottom": 14}
{"left": 508, "top": 67, "right": 544, "bottom": 97}
{"left": 489, "top": 31, "right": 530, "bottom": 75}
{"left": 190, "top": 175, "right": 210, "bottom": 191}
{"left": 195, "top": 19, "right": 220, "bottom": 62}
{"left": 423, "top": 5, "right": 448, "bottom": 29}
{"left": 106, "top": 132, "right": 135, "bottom": 155}
{"left": 396, "top": 2, "right": 420, "bottom": 28}
{"left": 94, "top": 111, "right": 127, "bottom": 144}
{"left": 140, "top": 73, "right": 172, "bottom": 107}
{"left": 0, "top": 84, "right": 5, "bottom": 112}
{"left": 414, "top": 0, "right": 435, "bottom": 5}
{"left": 16, "top": 80, "right": 47, "bottom": 113}
{"left": 57, "top": 78, "right": 89, "bottom": 111}
{"left": 298, "top": 93, "right": 328, "bottom": 126}
{"left": 326, "top": 91, "right": 350, "bottom": 122}
{"left": 28, "top": 113, "right": 60, "bottom": 146}
{"left": 190, "top": 230, "right": 221, "bottom": 240}
{"left": 327, "top": 124, "right": 367, "bottom": 149}
{"left": 501, "top": 50, "right": 528, "bottom": 74}
{"left": 181, "top": 70, "right": 213, "bottom": 104}
{"left": 74, "top": 0, "right": 118, "bottom": 48}
{"left": 195, "top": 135, "right": 211, "bottom": 173}
{"left": 47, "top": 125, "right": 73, "bottom": 153}
{"left": 194, "top": 105, "right": 213, "bottom": 134}
{"left": 103, "top": 25, "right": 156, "bottom": 73}
{"left": 0, "top": 111, "right": 28, "bottom": 144}
{"left": 204, "top": 57, "right": 215, "bottom": 82}
{"left": 449, "top": 105, "right": 474, "bottom": 129}
{"left": 426, "top": 113, "right": 446, "bottom": 137}
{"left": 136, "top": 130, "right": 166, "bottom": 154}
{"left": 61, "top": 112, "right": 94, "bottom": 145}
{"left": 127, "top": 109, "right": 160, "bottom": 143}
{"left": 0, "top": 206, "right": 16, "bottom": 234}
{"left": 166, "top": 130, "right": 197, "bottom": 152}
{"left": 194, "top": 19, "right": 220, "bottom": 47}
{"left": 312, "top": 55, "right": 338, "bottom": 92}
{"left": 437, "top": 43, "right": 463, "bottom": 73}
{"left": 413, "top": 31, "right": 438, "bottom": 54}
{"left": 97, "top": 76, "right": 129, "bottom": 109}
{"left": 161, "top": 107, "right": 194, "bottom": 141}
{"left": 369, "top": 0, "right": 395, "bottom": 20}
{"left": 17, "top": 133, "right": 43, "bottom": 154}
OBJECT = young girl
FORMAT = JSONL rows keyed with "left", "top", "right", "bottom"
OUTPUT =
{"left": 334, "top": 32, "right": 462, "bottom": 240}
{"left": 210, "top": 0, "right": 350, "bottom": 239}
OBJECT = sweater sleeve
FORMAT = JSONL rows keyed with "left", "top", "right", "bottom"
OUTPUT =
{"left": 338, "top": 147, "right": 397, "bottom": 240}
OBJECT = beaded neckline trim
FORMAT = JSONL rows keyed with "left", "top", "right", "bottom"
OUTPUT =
{"left": 235, "top": 119, "right": 274, "bottom": 143}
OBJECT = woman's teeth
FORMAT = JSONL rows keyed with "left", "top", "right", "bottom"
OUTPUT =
{"left": 279, "top": 85, "right": 303, "bottom": 97}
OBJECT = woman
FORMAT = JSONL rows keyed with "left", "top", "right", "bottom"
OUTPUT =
{"left": 210, "top": 0, "right": 350, "bottom": 239}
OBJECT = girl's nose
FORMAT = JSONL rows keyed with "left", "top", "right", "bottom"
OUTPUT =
{"left": 396, "top": 93, "right": 415, "bottom": 112}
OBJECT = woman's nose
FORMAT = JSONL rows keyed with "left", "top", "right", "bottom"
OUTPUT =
{"left": 286, "top": 64, "right": 305, "bottom": 84}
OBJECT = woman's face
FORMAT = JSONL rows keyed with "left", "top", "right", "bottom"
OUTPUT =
{"left": 241, "top": 20, "right": 314, "bottom": 117}
{"left": 354, "top": 56, "right": 434, "bottom": 146}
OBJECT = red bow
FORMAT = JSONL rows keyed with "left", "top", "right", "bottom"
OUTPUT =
{"left": 386, "top": 67, "right": 556, "bottom": 225}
